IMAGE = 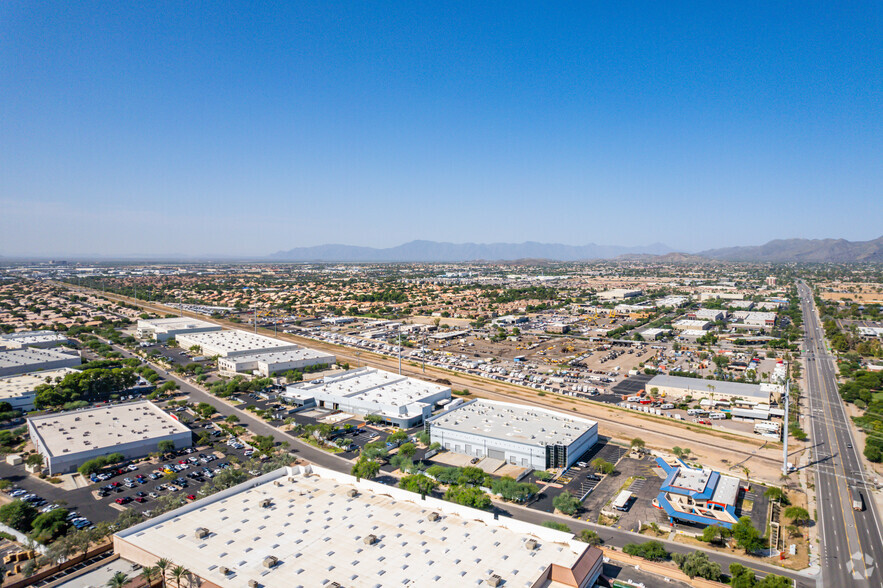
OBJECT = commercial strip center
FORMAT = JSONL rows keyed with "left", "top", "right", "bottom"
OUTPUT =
{"left": 28, "top": 401, "right": 193, "bottom": 474}
{"left": 114, "top": 464, "right": 604, "bottom": 588}
{"left": 427, "top": 399, "right": 599, "bottom": 470}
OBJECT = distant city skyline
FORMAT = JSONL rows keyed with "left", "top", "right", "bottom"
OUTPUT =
{"left": 2, "top": 2, "right": 881, "bottom": 257}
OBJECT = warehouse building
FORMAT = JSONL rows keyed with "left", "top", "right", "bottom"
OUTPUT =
{"left": 174, "top": 330, "right": 298, "bottom": 358}
{"left": 672, "top": 319, "right": 711, "bottom": 331}
{"left": 689, "top": 309, "right": 725, "bottom": 322}
{"left": 283, "top": 367, "right": 450, "bottom": 427}
{"left": 645, "top": 374, "right": 770, "bottom": 403}
{"left": 114, "top": 464, "right": 603, "bottom": 588}
{"left": 427, "top": 399, "right": 598, "bottom": 469}
{"left": 0, "top": 367, "right": 79, "bottom": 411}
{"left": 28, "top": 401, "right": 192, "bottom": 474}
{"left": 652, "top": 457, "right": 741, "bottom": 529}
{"left": 598, "top": 288, "right": 642, "bottom": 300}
{"left": 218, "top": 347, "right": 335, "bottom": 377}
{"left": 136, "top": 317, "right": 221, "bottom": 342}
{"left": 0, "top": 347, "right": 81, "bottom": 378}
{"left": 0, "top": 330, "right": 69, "bottom": 350}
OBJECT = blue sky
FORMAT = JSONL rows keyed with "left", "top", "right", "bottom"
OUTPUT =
{"left": 1, "top": 2, "right": 881, "bottom": 257}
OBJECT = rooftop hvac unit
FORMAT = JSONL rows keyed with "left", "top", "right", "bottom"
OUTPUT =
{"left": 427, "top": 512, "right": 440, "bottom": 522}
{"left": 346, "top": 488, "right": 358, "bottom": 498}
{"left": 260, "top": 499, "right": 272, "bottom": 508}
{"left": 487, "top": 574, "right": 503, "bottom": 587}
{"left": 195, "top": 527, "right": 209, "bottom": 539}
{"left": 248, "top": 581, "right": 259, "bottom": 588}
{"left": 263, "top": 555, "right": 278, "bottom": 568}
{"left": 525, "top": 539, "right": 538, "bottom": 551}
{"left": 363, "top": 534, "right": 378, "bottom": 545}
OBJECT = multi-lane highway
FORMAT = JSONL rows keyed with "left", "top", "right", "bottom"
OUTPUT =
{"left": 798, "top": 281, "right": 883, "bottom": 586}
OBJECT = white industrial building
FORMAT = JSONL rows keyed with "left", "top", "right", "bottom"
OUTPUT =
{"left": 218, "top": 347, "right": 335, "bottom": 377}
{"left": 0, "top": 331, "right": 70, "bottom": 350}
{"left": 28, "top": 401, "right": 192, "bottom": 474}
{"left": 114, "top": 464, "right": 603, "bottom": 588}
{"left": 689, "top": 309, "right": 725, "bottom": 322}
{"left": 646, "top": 374, "right": 771, "bottom": 403}
{"left": 174, "top": 330, "right": 298, "bottom": 358}
{"left": 598, "top": 288, "right": 642, "bottom": 300}
{"left": 0, "top": 367, "right": 80, "bottom": 412}
{"left": 731, "top": 311, "right": 777, "bottom": 330}
{"left": 672, "top": 319, "right": 711, "bottom": 331}
{"left": 656, "top": 295, "right": 690, "bottom": 308}
{"left": 427, "top": 399, "right": 598, "bottom": 470}
{"left": 283, "top": 367, "right": 450, "bottom": 427}
{"left": 0, "top": 347, "right": 81, "bottom": 378}
{"left": 136, "top": 317, "right": 222, "bottom": 342}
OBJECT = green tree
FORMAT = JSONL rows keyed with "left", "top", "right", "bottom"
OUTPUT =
{"left": 399, "top": 474, "right": 439, "bottom": 497}
{"left": 622, "top": 540, "right": 669, "bottom": 561}
{"left": 106, "top": 571, "right": 130, "bottom": 588}
{"left": 416, "top": 431, "right": 431, "bottom": 445}
{"left": 170, "top": 565, "right": 189, "bottom": 588}
{"left": 728, "top": 563, "right": 757, "bottom": 588}
{"left": 0, "top": 500, "right": 37, "bottom": 532}
{"left": 225, "top": 414, "right": 239, "bottom": 424}
{"left": 30, "top": 508, "right": 70, "bottom": 543}
{"left": 397, "top": 442, "right": 416, "bottom": 459}
{"left": 783, "top": 506, "right": 811, "bottom": 527}
{"left": 139, "top": 566, "right": 159, "bottom": 587}
{"left": 591, "top": 458, "right": 614, "bottom": 475}
{"left": 732, "top": 516, "right": 764, "bottom": 553}
{"left": 361, "top": 442, "right": 389, "bottom": 461}
{"left": 763, "top": 487, "right": 789, "bottom": 505}
{"left": 155, "top": 557, "right": 172, "bottom": 588}
{"left": 541, "top": 520, "right": 571, "bottom": 532}
{"left": 457, "top": 466, "right": 488, "bottom": 487}
{"left": 576, "top": 529, "right": 602, "bottom": 545}
{"left": 553, "top": 492, "right": 581, "bottom": 516}
{"left": 351, "top": 457, "right": 381, "bottom": 481}
{"left": 158, "top": 440, "right": 176, "bottom": 454}
{"left": 25, "top": 453, "right": 44, "bottom": 468}
{"left": 444, "top": 485, "right": 491, "bottom": 509}
{"left": 386, "top": 429, "right": 409, "bottom": 445}
{"left": 490, "top": 477, "right": 538, "bottom": 502}
{"left": 672, "top": 551, "right": 721, "bottom": 581}
{"left": 630, "top": 438, "right": 646, "bottom": 450}
{"left": 701, "top": 524, "right": 731, "bottom": 545}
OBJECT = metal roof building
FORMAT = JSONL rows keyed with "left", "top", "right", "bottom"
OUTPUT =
{"left": 0, "top": 347, "right": 81, "bottom": 378}
{"left": 136, "top": 317, "right": 222, "bottom": 342}
{"left": 175, "top": 330, "right": 298, "bottom": 358}
{"left": 646, "top": 374, "right": 770, "bottom": 402}
{"left": 427, "top": 399, "right": 598, "bottom": 470}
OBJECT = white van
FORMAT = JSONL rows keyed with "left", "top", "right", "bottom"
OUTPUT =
{"left": 659, "top": 403, "right": 675, "bottom": 410}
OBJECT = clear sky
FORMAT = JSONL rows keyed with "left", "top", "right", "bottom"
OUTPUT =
{"left": 1, "top": 2, "right": 881, "bottom": 258}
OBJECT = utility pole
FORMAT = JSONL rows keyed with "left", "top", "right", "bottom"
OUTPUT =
{"left": 782, "top": 379, "right": 790, "bottom": 475}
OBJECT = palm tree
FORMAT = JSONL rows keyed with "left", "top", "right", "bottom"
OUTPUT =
{"left": 155, "top": 558, "right": 171, "bottom": 588}
{"left": 139, "top": 566, "right": 158, "bottom": 587}
{"left": 169, "top": 565, "right": 189, "bottom": 588}
{"left": 106, "top": 571, "right": 129, "bottom": 588}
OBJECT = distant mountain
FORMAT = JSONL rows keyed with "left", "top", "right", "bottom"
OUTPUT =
{"left": 699, "top": 236, "right": 883, "bottom": 263}
{"left": 617, "top": 252, "right": 712, "bottom": 263}
{"left": 269, "top": 240, "right": 674, "bottom": 262}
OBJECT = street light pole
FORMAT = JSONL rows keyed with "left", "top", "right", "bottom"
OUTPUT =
{"left": 782, "top": 379, "right": 790, "bottom": 475}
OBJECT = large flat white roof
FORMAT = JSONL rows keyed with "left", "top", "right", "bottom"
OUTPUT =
{"left": 176, "top": 330, "right": 297, "bottom": 355}
{"left": 138, "top": 317, "right": 220, "bottom": 332}
{"left": 0, "top": 368, "right": 79, "bottom": 400}
{"left": 648, "top": 374, "right": 768, "bottom": 401}
{"left": 28, "top": 401, "right": 191, "bottom": 458}
{"left": 0, "top": 331, "right": 69, "bottom": 346}
{"left": 285, "top": 367, "right": 449, "bottom": 419}
{"left": 429, "top": 399, "right": 597, "bottom": 447}
{"left": 223, "top": 348, "right": 335, "bottom": 365}
{"left": 116, "top": 464, "right": 595, "bottom": 588}
{"left": 0, "top": 348, "right": 79, "bottom": 370}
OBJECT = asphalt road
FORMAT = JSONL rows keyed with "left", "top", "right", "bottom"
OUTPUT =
{"left": 798, "top": 281, "right": 883, "bottom": 586}
{"left": 109, "top": 332, "right": 816, "bottom": 585}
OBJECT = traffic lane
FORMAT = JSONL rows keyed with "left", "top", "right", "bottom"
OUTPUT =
{"left": 159, "top": 370, "right": 354, "bottom": 473}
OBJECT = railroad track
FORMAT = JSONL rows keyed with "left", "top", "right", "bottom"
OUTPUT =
{"left": 60, "top": 283, "right": 784, "bottom": 467}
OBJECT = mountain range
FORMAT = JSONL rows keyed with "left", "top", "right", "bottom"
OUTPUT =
{"left": 269, "top": 240, "right": 674, "bottom": 262}
{"left": 698, "top": 236, "right": 883, "bottom": 263}
{"left": 269, "top": 236, "right": 883, "bottom": 263}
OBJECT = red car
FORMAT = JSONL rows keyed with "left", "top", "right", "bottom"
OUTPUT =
{"left": 115, "top": 497, "right": 131, "bottom": 505}
{"left": 134, "top": 497, "right": 146, "bottom": 503}
{"left": 187, "top": 494, "right": 196, "bottom": 501}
